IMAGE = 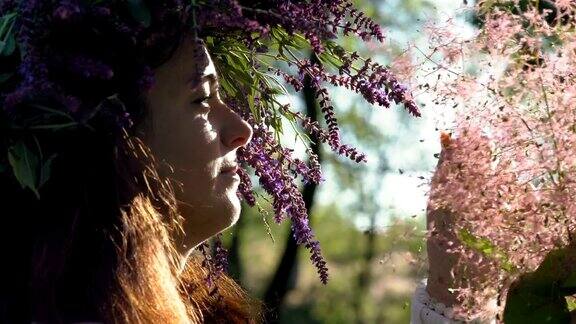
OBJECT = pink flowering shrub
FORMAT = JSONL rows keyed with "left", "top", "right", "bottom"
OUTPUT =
{"left": 423, "top": 0, "right": 576, "bottom": 318}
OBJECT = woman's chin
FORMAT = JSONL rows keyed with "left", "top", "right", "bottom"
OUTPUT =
{"left": 175, "top": 188, "right": 242, "bottom": 250}
{"left": 213, "top": 195, "right": 242, "bottom": 232}
{"left": 199, "top": 196, "right": 241, "bottom": 234}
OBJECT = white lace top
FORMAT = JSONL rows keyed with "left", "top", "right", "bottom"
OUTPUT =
{"left": 410, "top": 279, "right": 497, "bottom": 324}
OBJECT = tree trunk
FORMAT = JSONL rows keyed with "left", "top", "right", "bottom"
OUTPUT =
{"left": 354, "top": 197, "right": 376, "bottom": 324}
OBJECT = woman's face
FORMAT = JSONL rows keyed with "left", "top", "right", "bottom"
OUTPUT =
{"left": 143, "top": 38, "right": 253, "bottom": 250}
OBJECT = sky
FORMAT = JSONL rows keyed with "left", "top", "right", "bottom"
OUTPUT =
{"left": 272, "top": 0, "right": 476, "bottom": 230}
{"left": 320, "top": 0, "right": 476, "bottom": 229}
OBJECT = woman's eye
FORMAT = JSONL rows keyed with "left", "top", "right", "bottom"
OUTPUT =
{"left": 191, "top": 95, "right": 213, "bottom": 105}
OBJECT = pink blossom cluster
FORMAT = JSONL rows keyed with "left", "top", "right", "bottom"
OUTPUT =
{"left": 424, "top": 1, "right": 576, "bottom": 315}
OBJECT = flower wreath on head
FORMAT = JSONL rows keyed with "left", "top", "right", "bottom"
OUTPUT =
{"left": 0, "top": 0, "right": 419, "bottom": 284}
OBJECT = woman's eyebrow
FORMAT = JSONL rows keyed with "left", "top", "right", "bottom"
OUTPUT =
{"left": 188, "top": 74, "right": 218, "bottom": 91}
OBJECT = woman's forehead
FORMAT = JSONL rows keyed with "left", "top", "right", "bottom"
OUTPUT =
{"left": 164, "top": 37, "right": 217, "bottom": 88}
{"left": 187, "top": 46, "right": 217, "bottom": 89}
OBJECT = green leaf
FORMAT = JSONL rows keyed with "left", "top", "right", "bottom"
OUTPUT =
{"left": 504, "top": 290, "right": 570, "bottom": 324}
{"left": 0, "top": 32, "right": 16, "bottom": 56}
{"left": 127, "top": 0, "right": 151, "bottom": 28}
{"left": 504, "top": 247, "right": 576, "bottom": 323}
{"left": 0, "top": 12, "right": 17, "bottom": 57}
{"left": 272, "top": 28, "right": 309, "bottom": 50}
{"left": 0, "top": 72, "right": 13, "bottom": 83}
{"left": 8, "top": 141, "right": 40, "bottom": 198}
{"left": 0, "top": 12, "right": 16, "bottom": 36}
{"left": 562, "top": 270, "right": 576, "bottom": 292}
{"left": 457, "top": 228, "right": 517, "bottom": 272}
{"left": 39, "top": 154, "right": 57, "bottom": 188}
{"left": 566, "top": 296, "right": 576, "bottom": 312}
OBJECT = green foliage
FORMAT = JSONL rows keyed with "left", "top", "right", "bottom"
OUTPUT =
{"left": 0, "top": 11, "right": 17, "bottom": 57}
{"left": 561, "top": 271, "right": 576, "bottom": 295}
{"left": 7, "top": 138, "right": 56, "bottom": 199}
{"left": 566, "top": 296, "right": 576, "bottom": 312}
{"left": 478, "top": 0, "right": 557, "bottom": 15}
{"left": 12, "top": 103, "right": 79, "bottom": 130}
{"left": 473, "top": 0, "right": 563, "bottom": 30}
{"left": 0, "top": 72, "right": 13, "bottom": 83}
{"left": 232, "top": 196, "right": 426, "bottom": 323}
{"left": 207, "top": 24, "right": 393, "bottom": 154}
{"left": 127, "top": 0, "right": 151, "bottom": 28}
{"left": 8, "top": 141, "right": 40, "bottom": 197}
{"left": 208, "top": 29, "right": 316, "bottom": 146}
{"left": 505, "top": 294, "right": 569, "bottom": 324}
{"left": 504, "top": 248, "right": 576, "bottom": 323}
{"left": 457, "top": 228, "right": 517, "bottom": 273}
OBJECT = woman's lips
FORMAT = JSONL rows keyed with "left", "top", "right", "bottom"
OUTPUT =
{"left": 220, "top": 165, "right": 239, "bottom": 174}
{"left": 219, "top": 162, "right": 240, "bottom": 185}
{"left": 219, "top": 165, "right": 240, "bottom": 184}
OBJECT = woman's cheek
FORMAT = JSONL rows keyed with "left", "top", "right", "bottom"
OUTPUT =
{"left": 180, "top": 117, "right": 219, "bottom": 174}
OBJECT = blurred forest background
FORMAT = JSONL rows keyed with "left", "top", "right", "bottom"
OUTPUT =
{"left": 217, "top": 1, "right": 468, "bottom": 323}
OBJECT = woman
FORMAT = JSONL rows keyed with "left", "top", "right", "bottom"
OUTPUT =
{"left": 410, "top": 133, "right": 500, "bottom": 323}
{"left": 0, "top": 1, "right": 418, "bottom": 322}
{"left": 0, "top": 2, "right": 259, "bottom": 323}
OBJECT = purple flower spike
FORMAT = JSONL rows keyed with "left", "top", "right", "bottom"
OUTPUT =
{"left": 53, "top": 1, "right": 81, "bottom": 21}
{"left": 0, "top": 0, "right": 419, "bottom": 288}
{"left": 237, "top": 166, "right": 256, "bottom": 206}
{"left": 213, "top": 235, "right": 229, "bottom": 277}
{"left": 69, "top": 56, "right": 114, "bottom": 80}
{"left": 237, "top": 119, "right": 329, "bottom": 283}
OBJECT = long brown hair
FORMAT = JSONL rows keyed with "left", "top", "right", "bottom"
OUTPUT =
{"left": 0, "top": 95, "right": 261, "bottom": 324}
{"left": 0, "top": 2, "right": 260, "bottom": 322}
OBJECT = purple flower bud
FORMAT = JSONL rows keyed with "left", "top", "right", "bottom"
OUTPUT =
{"left": 69, "top": 56, "right": 114, "bottom": 80}
{"left": 53, "top": 1, "right": 81, "bottom": 21}
{"left": 237, "top": 167, "right": 256, "bottom": 206}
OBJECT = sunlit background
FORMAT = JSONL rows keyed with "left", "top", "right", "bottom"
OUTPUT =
{"left": 220, "top": 1, "right": 474, "bottom": 323}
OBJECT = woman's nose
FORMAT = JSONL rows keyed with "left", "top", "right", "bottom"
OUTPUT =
{"left": 220, "top": 107, "right": 253, "bottom": 149}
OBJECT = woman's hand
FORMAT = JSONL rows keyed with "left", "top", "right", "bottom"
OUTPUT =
{"left": 425, "top": 133, "right": 503, "bottom": 321}
{"left": 425, "top": 207, "right": 460, "bottom": 307}
{"left": 426, "top": 207, "right": 501, "bottom": 321}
